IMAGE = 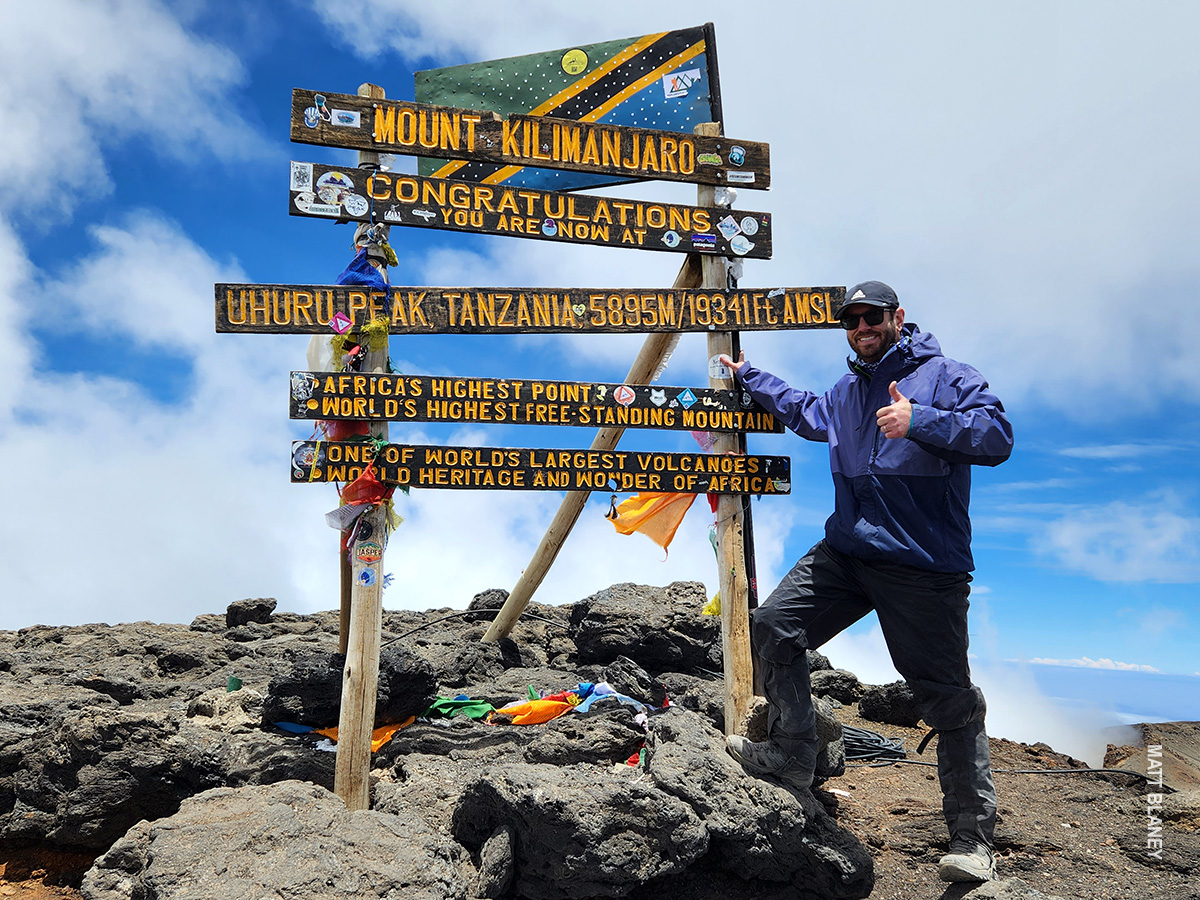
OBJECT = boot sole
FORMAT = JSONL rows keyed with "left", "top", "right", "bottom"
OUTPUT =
{"left": 937, "top": 860, "right": 995, "bottom": 883}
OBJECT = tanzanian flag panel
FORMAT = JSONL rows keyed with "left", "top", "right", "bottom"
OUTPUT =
{"left": 415, "top": 24, "right": 721, "bottom": 192}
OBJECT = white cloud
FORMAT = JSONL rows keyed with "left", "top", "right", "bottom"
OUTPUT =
{"left": 0, "top": 0, "right": 266, "bottom": 219}
{"left": 1036, "top": 494, "right": 1200, "bottom": 582}
{"left": 1026, "top": 657, "right": 1161, "bottom": 674}
{"left": 0, "top": 214, "right": 317, "bottom": 628}
{"left": 970, "top": 660, "right": 1121, "bottom": 766}
{"left": 1059, "top": 444, "right": 1173, "bottom": 460}
{"left": 0, "top": 222, "right": 34, "bottom": 417}
{"left": 987, "top": 478, "right": 1074, "bottom": 492}
{"left": 309, "top": 0, "right": 630, "bottom": 62}
{"left": 38, "top": 213, "right": 234, "bottom": 352}
{"left": 1133, "top": 605, "right": 1186, "bottom": 637}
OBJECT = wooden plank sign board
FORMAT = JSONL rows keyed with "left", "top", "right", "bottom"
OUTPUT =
{"left": 291, "top": 441, "right": 791, "bottom": 495}
{"left": 288, "top": 162, "right": 773, "bottom": 259}
{"left": 289, "top": 372, "right": 785, "bottom": 434}
{"left": 290, "top": 89, "right": 771, "bottom": 189}
{"left": 215, "top": 284, "right": 844, "bottom": 334}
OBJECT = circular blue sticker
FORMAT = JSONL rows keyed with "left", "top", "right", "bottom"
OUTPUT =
{"left": 357, "top": 568, "right": 377, "bottom": 586}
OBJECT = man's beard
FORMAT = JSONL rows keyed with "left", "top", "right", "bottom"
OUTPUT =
{"left": 852, "top": 323, "right": 900, "bottom": 363}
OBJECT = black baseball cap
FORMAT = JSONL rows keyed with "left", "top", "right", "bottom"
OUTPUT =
{"left": 834, "top": 281, "right": 899, "bottom": 319}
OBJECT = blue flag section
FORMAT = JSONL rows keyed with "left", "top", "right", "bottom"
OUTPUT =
{"left": 415, "top": 23, "right": 722, "bottom": 192}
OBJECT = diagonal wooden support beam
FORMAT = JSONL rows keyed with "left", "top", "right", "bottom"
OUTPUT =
{"left": 481, "top": 253, "right": 702, "bottom": 642}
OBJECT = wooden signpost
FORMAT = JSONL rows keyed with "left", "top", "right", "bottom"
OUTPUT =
{"left": 289, "top": 371, "right": 784, "bottom": 434}
{"left": 333, "top": 82, "right": 391, "bottom": 813}
{"left": 216, "top": 283, "right": 844, "bottom": 334}
{"left": 288, "top": 162, "right": 773, "bottom": 259}
{"left": 291, "top": 441, "right": 791, "bottom": 495}
{"left": 290, "top": 89, "right": 772, "bottom": 189}
{"left": 210, "top": 27, "right": 846, "bottom": 813}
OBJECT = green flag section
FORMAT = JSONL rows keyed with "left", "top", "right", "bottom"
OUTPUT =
{"left": 291, "top": 441, "right": 792, "bottom": 495}
{"left": 415, "top": 24, "right": 729, "bottom": 192}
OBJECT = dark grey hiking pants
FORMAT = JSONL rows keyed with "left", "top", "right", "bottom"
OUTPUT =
{"left": 751, "top": 540, "right": 997, "bottom": 848}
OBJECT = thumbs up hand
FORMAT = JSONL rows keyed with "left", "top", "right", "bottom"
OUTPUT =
{"left": 876, "top": 381, "right": 913, "bottom": 440}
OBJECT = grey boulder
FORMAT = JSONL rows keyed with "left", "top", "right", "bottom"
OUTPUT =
{"left": 82, "top": 780, "right": 471, "bottom": 900}
{"left": 568, "top": 582, "right": 720, "bottom": 673}
{"left": 858, "top": 680, "right": 923, "bottom": 728}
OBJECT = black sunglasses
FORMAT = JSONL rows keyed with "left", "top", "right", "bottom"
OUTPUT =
{"left": 839, "top": 308, "right": 890, "bottom": 330}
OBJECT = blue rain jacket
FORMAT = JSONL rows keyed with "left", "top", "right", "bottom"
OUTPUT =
{"left": 736, "top": 325, "right": 1012, "bottom": 573}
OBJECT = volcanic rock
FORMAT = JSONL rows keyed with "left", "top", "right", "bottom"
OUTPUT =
{"left": 858, "top": 680, "right": 923, "bottom": 728}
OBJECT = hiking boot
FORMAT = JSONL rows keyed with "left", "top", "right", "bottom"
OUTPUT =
{"left": 726, "top": 735, "right": 815, "bottom": 790}
{"left": 938, "top": 840, "right": 996, "bottom": 882}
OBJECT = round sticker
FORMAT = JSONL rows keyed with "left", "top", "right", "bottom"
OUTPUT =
{"left": 561, "top": 49, "right": 589, "bottom": 75}
{"left": 729, "top": 234, "right": 754, "bottom": 256}
{"left": 316, "top": 170, "right": 355, "bottom": 205}
{"left": 293, "top": 191, "right": 316, "bottom": 212}
{"left": 303, "top": 107, "right": 319, "bottom": 128}
{"left": 357, "top": 568, "right": 377, "bottom": 587}
{"left": 542, "top": 218, "right": 558, "bottom": 236}
{"left": 662, "top": 230, "right": 681, "bottom": 248}
{"left": 740, "top": 216, "right": 759, "bottom": 236}
{"left": 342, "top": 194, "right": 368, "bottom": 217}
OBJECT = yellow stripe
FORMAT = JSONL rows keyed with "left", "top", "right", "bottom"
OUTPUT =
{"left": 432, "top": 32, "right": 665, "bottom": 180}
{"left": 527, "top": 31, "right": 667, "bottom": 116}
{"left": 495, "top": 39, "right": 708, "bottom": 184}
{"left": 582, "top": 40, "right": 706, "bottom": 123}
{"left": 432, "top": 159, "right": 470, "bottom": 178}
{"left": 481, "top": 164, "right": 524, "bottom": 185}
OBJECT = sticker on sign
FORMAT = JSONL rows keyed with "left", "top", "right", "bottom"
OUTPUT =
{"left": 662, "top": 68, "right": 702, "bottom": 99}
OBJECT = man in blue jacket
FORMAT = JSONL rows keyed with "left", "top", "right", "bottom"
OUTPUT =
{"left": 719, "top": 281, "right": 1012, "bottom": 883}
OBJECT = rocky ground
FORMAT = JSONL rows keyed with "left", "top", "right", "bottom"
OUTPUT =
{"left": 1, "top": 584, "right": 1196, "bottom": 900}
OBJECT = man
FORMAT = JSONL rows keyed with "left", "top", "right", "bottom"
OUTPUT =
{"left": 718, "top": 281, "right": 1012, "bottom": 883}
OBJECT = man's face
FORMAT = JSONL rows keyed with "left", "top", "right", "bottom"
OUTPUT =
{"left": 844, "top": 303, "right": 905, "bottom": 363}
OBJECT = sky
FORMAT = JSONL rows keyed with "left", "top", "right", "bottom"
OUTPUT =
{"left": 1, "top": 0, "right": 1197, "bottom": 764}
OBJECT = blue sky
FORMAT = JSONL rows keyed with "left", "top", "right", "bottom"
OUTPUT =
{"left": 1, "top": 1, "right": 1197, "bottom": 762}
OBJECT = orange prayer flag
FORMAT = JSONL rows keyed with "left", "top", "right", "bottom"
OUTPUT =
{"left": 491, "top": 699, "right": 575, "bottom": 725}
{"left": 608, "top": 492, "right": 698, "bottom": 551}
{"left": 312, "top": 716, "right": 415, "bottom": 751}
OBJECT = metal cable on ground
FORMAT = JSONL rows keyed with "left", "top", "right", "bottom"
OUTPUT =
{"left": 380, "top": 610, "right": 567, "bottom": 649}
{"left": 843, "top": 724, "right": 907, "bottom": 762}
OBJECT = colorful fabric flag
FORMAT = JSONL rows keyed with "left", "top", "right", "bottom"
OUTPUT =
{"left": 608, "top": 491, "right": 698, "bottom": 552}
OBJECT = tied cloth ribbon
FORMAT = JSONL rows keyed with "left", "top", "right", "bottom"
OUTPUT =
{"left": 606, "top": 492, "right": 698, "bottom": 554}
{"left": 327, "top": 436, "right": 403, "bottom": 553}
{"left": 604, "top": 429, "right": 720, "bottom": 553}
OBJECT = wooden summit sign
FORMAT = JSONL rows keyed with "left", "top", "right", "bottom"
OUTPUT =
{"left": 289, "top": 372, "right": 785, "bottom": 434}
{"left": 291, "top": 441, "right": 792, "bottom": 495}
{"left": 288, "top": 162, "right": 773, "bottom": 259}
{"left": 290, "top": 89, "right": 771, "bottom": 189}
{"left": 216, "top": 284, "right": 842, "bottom": 333}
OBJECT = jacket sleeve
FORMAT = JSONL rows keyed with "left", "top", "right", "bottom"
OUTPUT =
{"left": 907, "top": 363, "right": 1013, "bottom": 467}
{"left": 735, "top": 363, "right": 832, "bottom": 443}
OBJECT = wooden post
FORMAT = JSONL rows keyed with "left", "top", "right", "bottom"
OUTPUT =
{"left": 695, "top": 122, "right": 755, "bottom": 734}
{"left": 334, "top": 82, "right": 388, "bottom": 810}
{"left": 481, "top": 253, "right": 701, "bottom": 642}
{"left": 338, "top": 557, "right": 351, "bottom": 655}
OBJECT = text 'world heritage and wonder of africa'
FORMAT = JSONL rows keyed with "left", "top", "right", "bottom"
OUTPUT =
{"left": 291, "top": 441, "right": 792, "bottom": 495}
